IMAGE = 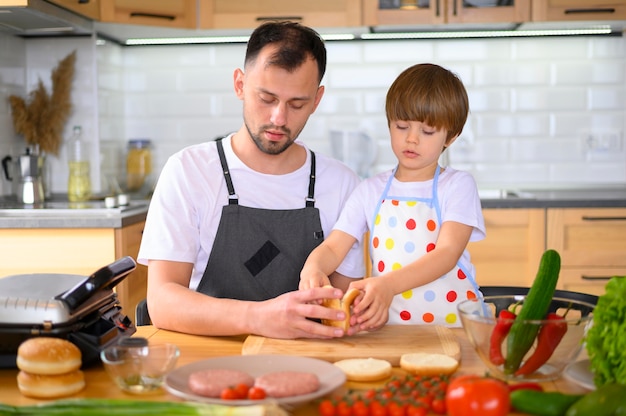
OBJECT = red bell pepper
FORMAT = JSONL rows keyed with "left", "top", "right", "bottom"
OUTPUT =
{"left": 515, "top": 312, "right": 568, "bottom": 376}
{"left": 489, "top": 309, "right": 516, "bottom": 365}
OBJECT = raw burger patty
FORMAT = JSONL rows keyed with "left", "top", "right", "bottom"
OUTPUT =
{"left": 254, "top": 371, "right": 320, "bottom": 398}
{"left": 188, "top": 369, "right": 254, "bottom": 398}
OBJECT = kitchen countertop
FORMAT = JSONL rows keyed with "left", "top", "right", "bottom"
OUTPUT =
{"left": 479, "top": 188, "right": 626, "bottom": 209}
{"left": 1, "top": 188, "right": 625, "bottom": 229}
{"left": 0, "top": 196, "right": 149, "bottom": 228}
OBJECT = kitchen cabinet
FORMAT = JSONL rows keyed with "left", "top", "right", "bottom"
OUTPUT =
{"left": 48, "top": 0, "right": 197, "bottom": 29}
{"left": 547, "top": 208, "right": 626, "bottom": 296}
{"left": 363, "top": 0, "right": 531, "bottom": 27}
{"left": 0, "top": 221, "right": 147, "bottom": 318}
{"left": 468, "top": 208, "right": 546, "bottom": 287}
{"left": 532, "top": 0, "right": 626, "bottom": 22}
{"left": 47, "top": 0, "right": 102, "bottom": 20}
{"left": 198, "top": 0, "right": 362, "bottom": 30}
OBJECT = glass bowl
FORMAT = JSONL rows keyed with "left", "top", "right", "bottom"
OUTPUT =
{"left": 100, "top": 340, "right": 180, "bottom": 394}
{"left": 457, "top": 295, "right": 595, "bottom": 382}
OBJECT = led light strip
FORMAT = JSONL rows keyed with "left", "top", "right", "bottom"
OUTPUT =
{"left": 361, "top": 26, "right": 614, "bottom": 40}
{"left": 124, "top": 32, "right": 356, "bottom": 46}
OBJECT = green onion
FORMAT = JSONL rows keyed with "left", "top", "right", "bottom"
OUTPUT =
{"left": 0, "top": 399, "right": 287, "bottom": 416}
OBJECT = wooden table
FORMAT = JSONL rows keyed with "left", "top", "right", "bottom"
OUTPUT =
{"left": 0, "top": 326, "right": 591, "bottom": 415}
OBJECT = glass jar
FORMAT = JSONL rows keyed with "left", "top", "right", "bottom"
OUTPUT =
{"left": 126, "top": 139, "right": 152, "bottom": 193}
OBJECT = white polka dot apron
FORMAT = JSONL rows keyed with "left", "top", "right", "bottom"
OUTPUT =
{"left": 369, "top": 166, "right": 479, "bottom": 327}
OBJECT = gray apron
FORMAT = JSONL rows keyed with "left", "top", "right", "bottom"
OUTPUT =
{"left": 196, "top": 138, "right": 325, "bottom": 301}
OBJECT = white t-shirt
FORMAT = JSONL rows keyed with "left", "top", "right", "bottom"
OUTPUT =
{"left": 334, "top": 167, "right": 486, "bottom": 267}
{"left": 138, "top": 134, "right": 364, "bottom": 290}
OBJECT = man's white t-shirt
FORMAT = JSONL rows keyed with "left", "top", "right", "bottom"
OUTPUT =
{"left": 138, "top": 134, "right": 364, "bottom": 290}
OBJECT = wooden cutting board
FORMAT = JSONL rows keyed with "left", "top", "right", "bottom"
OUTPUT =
{"left": 242, "top": 325, "right": 461, "bottom": 366}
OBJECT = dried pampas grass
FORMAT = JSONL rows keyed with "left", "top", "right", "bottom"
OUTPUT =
{"left": 9, "top": 50, "right": 76, "bottom": 156}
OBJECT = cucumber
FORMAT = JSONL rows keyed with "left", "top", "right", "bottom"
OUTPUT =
{"left": 565, "top": 383, "right": 626, "bottom": 416}
{"left": 510, "top": 389, "right": 583, "bottom": 416}
{"left": 504, "top": 249, "right": 561, "bottom": 374}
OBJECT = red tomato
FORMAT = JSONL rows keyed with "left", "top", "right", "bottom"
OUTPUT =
{"left": 406, "top": 404, "right": 427, "bottom": 416}
{"left": 220, "top": 387, "right": 239, "bottom": 400}
{"left": 445, "top": 375, "right": 510, "bottom": 416}
{"left": 337, "top": 400, "right": 353, "bottom": 416}
{"left": 369, "top": 400, "right": 387, "bottom": 416}
{"left": 247, "top": 386, "right": 266, "bottom": 400}
{"left": 431, "top": 397, "right": 446, "bottom": 414}
{"left": 352, "top": 399, "right": 370, "bottom": 416}
{"left": 234, "top": 383, "right": 250, "bottom": 399}
{"left": 319, "top": 399, "right": 336, "bottom": 416}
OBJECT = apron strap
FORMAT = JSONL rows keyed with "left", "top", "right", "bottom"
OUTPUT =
{"left": 306, "top": 151, "right": 316, "bottom": 208}
{"left": 216, "top": 137, "right": 317, "bottom": 208}
{"left": 216, "top": 138, "right": 238, "bottom": 205}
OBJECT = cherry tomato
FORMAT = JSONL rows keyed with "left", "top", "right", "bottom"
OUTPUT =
{"left": 336, "top": 400, "right": 353, "bottom": 416}
{"left": 352, "top": 399, "right": 370, "bottom": 416}
{"left": 234, "top": 383, "right": 250, "bottom": 399}
{"left": 406, "top": 404, "right": 427, "bottom": 416}
{"left": 369, "top": 400, "right": 387, "bottom": 416}
{"left": 319, "top": 399, "right": 336, "bottom": 416}
{"left": 220, "top": 387, "right": 239, "bottom": 400}
{"left": 445, "top": 374, "right": 510, "bottom": 416}
{"left": 247, "top": 386, "right": 267, "bottom": 400}
{"left": 431, "top": 397, "right": 447, "bottom": 414}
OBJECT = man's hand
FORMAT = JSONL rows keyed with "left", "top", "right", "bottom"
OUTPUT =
{"left": 248, "top": 286, "right": 352, "bottom": 339}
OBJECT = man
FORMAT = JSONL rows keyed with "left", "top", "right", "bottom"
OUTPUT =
{"left": 137, "top": 21, "right": 364, "bottom": 339}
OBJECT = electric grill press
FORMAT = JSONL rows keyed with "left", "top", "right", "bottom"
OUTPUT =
{"left": 0, "top": 256, "right": 137, "bottom": 368}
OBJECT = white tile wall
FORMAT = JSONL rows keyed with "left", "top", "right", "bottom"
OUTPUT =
{"left": 1, "top": 33, "right": 625, "bottom": 196}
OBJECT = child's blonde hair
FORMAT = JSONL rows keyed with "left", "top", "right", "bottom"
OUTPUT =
{"left": 385, "top": 63, "right": 469, "bottom": 142}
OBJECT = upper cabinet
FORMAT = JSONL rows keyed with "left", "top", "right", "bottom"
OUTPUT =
{"left": 47, "top": 0, "right": 624, "bottom": 35}
{"left": 532, "top": 0, "right": 626, "bottom": 22}
{"left": 49, "top": 0, "right": 197, "bottom": 29}
{"left": 363, "top": 0, "right": 531, "bottom": 26}
{"left": 198, "top": 0, "right": 362, "bottom": 30}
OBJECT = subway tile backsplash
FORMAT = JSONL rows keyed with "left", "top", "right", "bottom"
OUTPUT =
{"left": 1, "top": 32, "right": 625, "bottom": 197}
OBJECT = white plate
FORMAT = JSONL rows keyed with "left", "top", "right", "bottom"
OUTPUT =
{"left": 564, "top": 359, "right": 595, "bottom": 390}
{"left": 164, "top": 355, "right": 346, "bottom": 406}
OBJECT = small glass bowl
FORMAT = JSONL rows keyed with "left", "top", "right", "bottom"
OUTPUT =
{"left": 100, "top": 339, "right": 179, "bottom": 394}
{"left": 457, "top": 295, "right": 594, "bottom": 382}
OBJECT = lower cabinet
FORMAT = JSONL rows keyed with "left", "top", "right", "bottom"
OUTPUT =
{"left": 468, "top": 208, "right": 546, "bottom": 288}
{"left": 0, "top": 221, "right": 147, "bottom": 318}
{"left": 547, "top": 208, "right": 626, "bottom": 296}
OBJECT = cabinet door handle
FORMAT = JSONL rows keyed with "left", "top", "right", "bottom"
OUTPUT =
{"left": 581, "top": 216, "right": 626, "bottom": 221}
{"left": 564, "top": 8, "right": 615, "bottom": 15}
{"left": 256, "top": 16, "right": 303, "bottom": 22}
{"left": 581, "top": 275, "right": 615, "bottom": 281}
{"left": 130, "top": 12, "right": 176, "bottom": 21}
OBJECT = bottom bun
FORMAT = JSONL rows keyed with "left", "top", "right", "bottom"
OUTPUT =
{"left": 334, "top": 358, "right": 392, "bottom": 382}
{"left": 400, "top": 353, "right": 459, "bottom": 376}
{"left": 17, "top": 370, "right": 85, "bottom": 399}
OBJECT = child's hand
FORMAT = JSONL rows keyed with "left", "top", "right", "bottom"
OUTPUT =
{"left": 299, "top": 271, "right": 331, "bottom": 290}
{"left": 349, "top": 278, "right": 394, "bottom": 331}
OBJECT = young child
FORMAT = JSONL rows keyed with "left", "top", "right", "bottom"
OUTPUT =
{"left": 300, "top": 63, "right": 485, "bottom": 329}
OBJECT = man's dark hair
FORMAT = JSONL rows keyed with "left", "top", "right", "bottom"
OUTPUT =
{"left": 245, "top": 21, "right": 327, "bottom": 83}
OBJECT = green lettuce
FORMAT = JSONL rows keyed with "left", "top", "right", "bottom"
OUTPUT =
{"left": 585, "top": 276, "right": 626, "bottom": 387}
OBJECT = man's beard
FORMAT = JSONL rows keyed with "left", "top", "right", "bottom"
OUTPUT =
{"left": 245, "top": 123, "right": 296, "bottom": 155}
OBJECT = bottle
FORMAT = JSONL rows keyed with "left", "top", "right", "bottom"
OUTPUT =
{"left": 67, "top": 125, "right": 91, "bottom": 202}
{"left": 126, "top": 139, "right": 152, "bottom": 194}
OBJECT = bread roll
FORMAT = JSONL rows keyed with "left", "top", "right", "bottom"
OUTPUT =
{"left": 17, "top": 337, "right": 82, "bottom": 375}
{"left": 321, "top": 286, "right": 361, "bottom": 332}
{"left": 17, "top": 370, "right": 85, "bottom": 399}
{"left": 333, "top": 358, "right": 392, "bottom": 382}
{"left": 400, "top": 352, "right": 459, "bottom": 376}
